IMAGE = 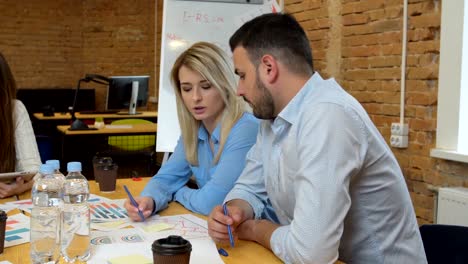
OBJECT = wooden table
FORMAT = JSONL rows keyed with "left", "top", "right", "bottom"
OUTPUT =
{"left": 0, "top": 177, "right": 282, "bottom": 264}
{"left": 57, "top": 123, "right": 157, "bottom": 136}
{"left": 34, "top": 111, "right": 158, "bottom": 121}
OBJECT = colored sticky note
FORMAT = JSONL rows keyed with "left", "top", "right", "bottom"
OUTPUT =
{"left": 91, "top": 220, "right": 131, "bottom": 231}
{"left": 141, "top": 222, "right": 174, "bottom": 233}
{"left": 107, "top": 254, "right": 152, "bottom": 264}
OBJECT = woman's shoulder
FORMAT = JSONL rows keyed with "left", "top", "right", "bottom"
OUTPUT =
{"left": 241, "top": 112, "right": 258, "bottom": 121}
{"left": 12, "top": 99, "right": 28, "bottom": 118}
{"left": 12, "top": 99, "right": 27, "bottom": 112}
{"left": 230, "top": 112, "right": 259, "bottom": 135}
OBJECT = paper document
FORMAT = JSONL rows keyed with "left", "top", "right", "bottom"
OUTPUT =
{"left": 4, "top": 213, "right": 30, "bottom": 247}
{"left": 5, "top": 199, "right": 33, "bottom": 213}
{"left": 107, "top": 254, "right": 152, "bottom": 264}
{"left": 133, "top": 214, "right": 209, "bottom": 240}
{"left": 88, "top": 239, "right": 224, "bottom": 264}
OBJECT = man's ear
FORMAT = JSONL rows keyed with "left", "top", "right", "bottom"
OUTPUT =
{"left": 260, "top": 55, "right": 278, "bottom": 84}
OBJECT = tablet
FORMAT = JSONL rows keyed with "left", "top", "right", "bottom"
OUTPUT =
{"left": 0, "top": 171, "right": 37, "bottom": 182}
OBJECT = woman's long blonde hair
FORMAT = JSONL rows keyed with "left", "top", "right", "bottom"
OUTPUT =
{"left": 170, "top": 42, "right": 246, "bottom": 165}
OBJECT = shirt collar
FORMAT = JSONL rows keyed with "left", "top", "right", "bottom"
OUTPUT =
{"left": 276, "top": 72, "right": 324, "bottom": 126}
{"left": 197, "top": 122, "right": 221, "bottom": 144}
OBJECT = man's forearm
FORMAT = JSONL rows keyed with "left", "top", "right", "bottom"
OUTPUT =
{"left": 239, "top": 219, "right": 280, "bottom": 250}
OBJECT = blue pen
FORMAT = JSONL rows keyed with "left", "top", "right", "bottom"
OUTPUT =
{"left": 124, "top": 185, "right": 145, "bottom": 222}
{"left": 223, "top": 203, "right": 235, "bottom": 247}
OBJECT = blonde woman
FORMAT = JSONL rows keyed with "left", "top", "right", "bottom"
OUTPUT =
{"left": 124, "top": 42, "right": 258, "bottom": 217}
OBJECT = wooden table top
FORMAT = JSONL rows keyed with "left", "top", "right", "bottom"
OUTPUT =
{"left": 56, "top": 123, "right": 157, "bottom": 136}
{"left": 34, "top": 111, "right": 158, "bottom": 120}
{"left": 0, "top": 177, "right": 282, "bottom": 264}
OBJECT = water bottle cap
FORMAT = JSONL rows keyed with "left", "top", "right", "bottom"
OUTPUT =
{"left": 45, "top": 160, "right": 60, "bottom": 170}
{"left": 39, "top": 164, "right": 54, "bottom": 174}
{"left": 67, "top": 162, "right": 82, "bottom": 172}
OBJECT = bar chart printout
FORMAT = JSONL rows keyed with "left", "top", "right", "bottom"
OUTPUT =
{"left": 5, "top": 213, "right": 30, "bottom": 247}
{"left": 90, "top": 202, "right": 128, "bottom": 221}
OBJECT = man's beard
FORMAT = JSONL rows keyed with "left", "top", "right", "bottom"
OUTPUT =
{"left": 249, "top": 76, "right": 276, "bottom": 120}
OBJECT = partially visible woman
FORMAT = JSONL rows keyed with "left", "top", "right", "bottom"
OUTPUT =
{"left": 0, "top": 52, "right": 41, "bottom": 198}
{"left": 124, "top": 42, "right": 258, "bottom": 218}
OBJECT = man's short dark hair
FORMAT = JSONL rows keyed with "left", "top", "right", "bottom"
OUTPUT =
{"left": 229, "top": 13, "right": 314, "bottom": 76}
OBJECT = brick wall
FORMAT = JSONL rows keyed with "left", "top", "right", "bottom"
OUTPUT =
{"left": 0, "top": 0, "right": 157, "bottom": 111}
{"left": 0, "top": 0, "right": 83, "bottom": 88}
{"left": 286, "top": 0, "right": 468, "bottom": 225}
{"left": 82, "top": 0, "right": 156, "bottom": 110}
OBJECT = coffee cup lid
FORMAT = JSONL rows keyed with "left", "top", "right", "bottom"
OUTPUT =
{"left": 152, "top": 235, "right": 192, "bottom": 255}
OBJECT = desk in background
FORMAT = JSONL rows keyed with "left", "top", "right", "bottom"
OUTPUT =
{"left": 57, "top": 124, "right": 158, "bottom": 179}
{"left": 0, "top": 177, "right": 282, "bottom": 264}
{"left": 33, "top": 111, "right": 158, "bottom": 122}
{"left": 32, "top": 111, "right": 158, "bottom": 164}
{"left": 56, "top": 123, "right": 157, "bottom": 136}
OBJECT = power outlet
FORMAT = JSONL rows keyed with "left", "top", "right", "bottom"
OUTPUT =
{"left": 390, "top": 135, "right": 408, "bottom": 148}
{"left": 391, "top": 123, "right": 409, "bottom": 136}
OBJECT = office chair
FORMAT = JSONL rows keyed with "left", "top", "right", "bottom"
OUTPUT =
{"left": 108, "top": 119, "right": 155, "bottom": 151}
{"left": 419, "top": 224, "right": 468, "bottom": 264}
{"left": 98, "top": 119, "right": 158, "bottom": 178}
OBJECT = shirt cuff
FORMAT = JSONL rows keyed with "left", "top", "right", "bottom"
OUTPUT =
{"left": 141, "top": 187, "right": 171, "bottom": 214}
{"left": 224, "top": 189, "right": 265, "bottom": 219}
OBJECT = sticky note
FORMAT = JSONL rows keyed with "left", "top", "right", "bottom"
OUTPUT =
{"left": 93, "top": 220, "right": 128, "bottom": 229}
{"left": 142, "top": 222, "right": 174, "bottom": 233}
{"left": 107, "top": 254, "right": 152, "bottom": 264}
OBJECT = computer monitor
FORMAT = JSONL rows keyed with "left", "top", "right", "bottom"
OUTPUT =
{"left": 106, "top": 76, "right": 149, "bottom": 115}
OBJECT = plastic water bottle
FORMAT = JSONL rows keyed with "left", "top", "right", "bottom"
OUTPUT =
{"left": 32, "top": 162, "right": 55, "bottom": 181}
{"left": 30, "top": 164, "right": 62, "bottom": 264}
{"left": 61, "top": 162, "right": 91, "bottom": 262}
{"left": 46, "top": 160, "right": 66, "bottom": 180}
{"left": 46, "top": 160, "right": 66, "bottom": 204}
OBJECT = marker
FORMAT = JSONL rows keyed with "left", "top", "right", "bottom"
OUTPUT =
{"left": 123, "top": 185, "right": 145, "bottom": 222}
{"left": 223, "top": 203, "right": 235, "bottom": 247}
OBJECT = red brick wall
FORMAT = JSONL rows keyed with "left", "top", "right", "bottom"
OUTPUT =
{"left": 81, "top": 0, "right": 156, "bottom": 110}
{"left": 0, "top": 0, "right": 157, "bottom": 111}
{"left": 0, "top": 0, "right": 83, "bottom": 88}
{"left": 286, "top": 0, "right": 468, "bottom": 225}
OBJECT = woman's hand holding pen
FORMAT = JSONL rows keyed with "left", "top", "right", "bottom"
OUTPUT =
{"left": 123, "top": 196, "right": 154, "bottom": 222}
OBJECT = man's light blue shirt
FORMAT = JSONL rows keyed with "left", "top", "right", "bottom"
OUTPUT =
{"left": 226, "top": 73, "right": 427, "bottom": 263}
{"left": 141, "top": 112, "right": 258, "bottom": 215}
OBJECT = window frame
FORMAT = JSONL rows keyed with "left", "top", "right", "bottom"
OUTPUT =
{"left": 431, "top": 0, "right": 468, "bottom": 163}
